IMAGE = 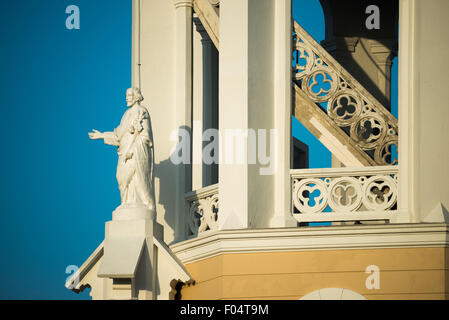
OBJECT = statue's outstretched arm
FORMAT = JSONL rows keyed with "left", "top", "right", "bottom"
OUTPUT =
{"left": 88, "top": 129, "right": 119, "bottom": 146}
{"left": 103, "top": 131, "right": 120, "bottom": 146}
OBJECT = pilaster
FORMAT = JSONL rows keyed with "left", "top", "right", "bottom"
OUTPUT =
{"left": 173, "top": 0, "right": 193, "bottom": 240}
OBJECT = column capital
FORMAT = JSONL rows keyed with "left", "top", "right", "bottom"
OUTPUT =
{"left": 173, "top": 0, "right": 193, "bottom": 9}
{"left": 321, "top": 36, "right": 359, "bottom": 54}
{"left": 368, "top": 39, "right": 397, "bottom": 65}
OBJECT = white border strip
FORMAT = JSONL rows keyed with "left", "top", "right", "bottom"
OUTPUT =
{"left": 170, "top": 223, "right": 449, "bottom": 264}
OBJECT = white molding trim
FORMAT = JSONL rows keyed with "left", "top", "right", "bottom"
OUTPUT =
{"left": 290, "top": 165, "right": 398, "bottom": 178}
{"left": 293, "top": 211, "right": 397, "bottom": 222}
{"left": 170, "top": 223, "right": 449, "bottom": 264}
{"left": 185, "top": 183, "right": 218, "bottom": 201}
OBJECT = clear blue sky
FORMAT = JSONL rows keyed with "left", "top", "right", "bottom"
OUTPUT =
{"left": 0, "top": 0, "right": 131, "bottom": 299}
{"left": 0, "top": 0, "right": 397, "bottom": 299}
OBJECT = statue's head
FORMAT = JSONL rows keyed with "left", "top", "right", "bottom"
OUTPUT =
{"left": 126, "top": 87, "right": 144, "bottom": 107}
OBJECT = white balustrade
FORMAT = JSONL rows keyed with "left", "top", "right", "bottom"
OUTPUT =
{"left": 185, "top": 184, "right": 219, "bottom": 236}
{"left": 291, "top": 166, "right": 398, "bottom": 223}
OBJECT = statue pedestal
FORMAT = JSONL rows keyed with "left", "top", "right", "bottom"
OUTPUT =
{"left": 96, "top": 213, "right": 192, "bottom": 300}
{"left": 98, "top": 203, "right": 158, "bottom": 299}
{"left": 112, "top": 204, "right": 156, "bottom": 221}
{"left": 98, "top": 214, "right": 163, "bottom": 299}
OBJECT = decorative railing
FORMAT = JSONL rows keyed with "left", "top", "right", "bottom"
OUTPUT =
{"left": 293, "top": 21, "right": 398, "bottom": 166}
{"left": 185, "top": 184, "right": 219, "bottom": 236}
{"left": 291, "top": 166, "right": 398, "bottom": 223}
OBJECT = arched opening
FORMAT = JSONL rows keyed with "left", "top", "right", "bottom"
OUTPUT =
{"left": 300, "top": 287, "right": 367, "bottom": 300}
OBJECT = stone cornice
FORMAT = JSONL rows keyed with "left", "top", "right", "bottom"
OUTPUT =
{"left": 170, "top": 223, "right": 449, "bottom": 264}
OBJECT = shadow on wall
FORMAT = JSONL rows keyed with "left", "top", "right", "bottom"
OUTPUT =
{"left": 153, "top": 125, "right": 191, "bottom": 245}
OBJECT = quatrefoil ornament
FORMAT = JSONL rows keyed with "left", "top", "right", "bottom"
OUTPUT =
{"left": 350, "top": 113, "right": 387, "bottom": 150}
{"left": 328, "top": 177, "right": 363, "bottom": 212}
{"left": 293, "top": 178, "right": 328, "bottom": 213}
{"left": 362, "top": 176, "right": 397, "bottom": 211}
{"left": 328, "top": 90, "right": 363, "bottom": 127}
{"left": 302, "top": 68, "right": 338, "bottom": 103}
{"left": 294, "top": 43, "right": 315, "bottom": 76}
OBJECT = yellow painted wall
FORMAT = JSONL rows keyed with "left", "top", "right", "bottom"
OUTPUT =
{"left": 179, "top": 247, "right": 449, "bottom": 300}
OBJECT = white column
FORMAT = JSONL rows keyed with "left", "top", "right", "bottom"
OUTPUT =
{"left": 219, "top": 0, "right": 276, "bottom": 230}
{"left": 270, "top": 0, "right": 296, "bottom": 227}
{"left": 219, "top": 0, "right": 249, "bottom": 230}
{"left": 398, "top": 0, "right": 449, "bottom": 223}
{"left": 396, "top": 0, "right": 414, "bottom": 223}
{"left": 173, "top": 0, "right": 193, "bottom": 240}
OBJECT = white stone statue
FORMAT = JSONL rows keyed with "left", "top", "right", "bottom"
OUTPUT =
{"left": 89, "top": 88, "right": 155, "bottom": 220}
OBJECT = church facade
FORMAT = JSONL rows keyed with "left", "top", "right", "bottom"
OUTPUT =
{"left": 66, "top": 0, "right": 449, "bottom": 300}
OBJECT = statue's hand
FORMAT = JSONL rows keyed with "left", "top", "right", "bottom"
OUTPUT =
{"left": 88, "top": 129, "right": 104, "bottom": 140}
